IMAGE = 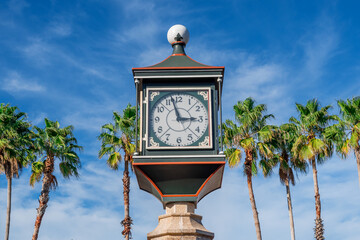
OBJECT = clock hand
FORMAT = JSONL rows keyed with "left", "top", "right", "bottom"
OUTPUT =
{"left": 178, "top": 117, "right": 197, "bottom": 122}
{"left": 171, "top": 97, "right": 181, "bottom": 122}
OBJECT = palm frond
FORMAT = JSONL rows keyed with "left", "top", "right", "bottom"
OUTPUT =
{"left": 30, "top": 161, "right": 44, "bottom": 187}
{"left": 251, "top": 160, "right": 258, "bottom": 175}
{"left": 107, "top": 152, "right": 121, "bottom": 170}
{"left": 224, "top": 148, "right": 242, "bottom": 167}
{"left": 257, "top": 142, "right": 274, "bottom": 159}
{"left": 259, "top": 159, "right": 273, "bottom": 177}
{"left": 309, "top": 138, "right": 326, "bottom": 155}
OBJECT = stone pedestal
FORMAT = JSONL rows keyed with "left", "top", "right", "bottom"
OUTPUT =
{"left": 147, "top": 202, "right": 214, "bottom": 240}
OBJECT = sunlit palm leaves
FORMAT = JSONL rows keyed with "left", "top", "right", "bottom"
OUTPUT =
{"left": 223, "top": 97, "right": 275, "bottom": 240}
{"left": 325, "top": 96, "right": 360, "bottom": 186}
{"left": 98, "top": 104, "right": 137, "bottom": 240}
{"left": 0, "top": 103, "right": 33, "bottom": 240}
{"left": 98, "top": 105, "right": 137, "bottom": 169}
{"left": 31, "top": 118, "right": 82, "bottom": 240}
{"left": 0, "top": 104, "right": 33, "bottom": 177}
{"left": 290, "top": 99, "right": 336, "bottom": 240}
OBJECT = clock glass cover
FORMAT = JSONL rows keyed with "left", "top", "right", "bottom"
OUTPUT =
{"left": 147, "top": 88, "right": 212, "bottom": 149}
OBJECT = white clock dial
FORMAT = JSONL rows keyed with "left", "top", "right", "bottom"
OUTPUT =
{"left": 150, "top": 92, "right": 209, "bottom": 147}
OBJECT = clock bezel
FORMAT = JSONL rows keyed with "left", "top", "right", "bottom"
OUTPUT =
{"left": 146, "top": 87, "right": 213, "bottom": 150}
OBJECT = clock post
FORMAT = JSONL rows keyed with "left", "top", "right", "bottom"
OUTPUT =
{"left": 132, "top": 25, "right": 225, "bottom": 240}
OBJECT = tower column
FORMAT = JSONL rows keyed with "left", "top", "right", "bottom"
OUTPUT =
{"left": 147, "top": 202, "right": 214, "bottom": 240}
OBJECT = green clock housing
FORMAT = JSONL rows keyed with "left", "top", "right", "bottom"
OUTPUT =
{"left": 132, "top": 31, "right": 225, "bottom": 206}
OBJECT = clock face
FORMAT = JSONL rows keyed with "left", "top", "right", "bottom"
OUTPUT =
{"left": 147, "top": 88, "right": 212, "bottom": 149}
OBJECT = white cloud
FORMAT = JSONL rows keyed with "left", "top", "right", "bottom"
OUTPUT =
{"left": 1, "top": 71, "right": 45, "bottom": 93}
{"left": 62, "top": 111, "right": 109, "bottom": 133}
{"left": 29, "top": 112, "right": 47, "bottom": 125}
{"left": 60, "top": 93, "right": 126, "bottom": 133}
{"left": 194, "top": 156, "right": 360, "bottom": 240}
{"left": 220, "top": 53, "right": 293, "bottom": 123}
{"left": 114, "top": 20, "right": 161, "bottom": 46}
{"left": 48, "top": 22, "right": 72, "bottom": 37}
{"left": 136, "top": 46, "right": 170, "bottom": 67}
{"left": 298, "top": 15, "right": 339, "bottom": 82}
{"left": 22, "top": 38, "right": 52, "bottom": 66}
{"left": 1, "top": 149, "right": 359, "bottom": 240}
{"left": 19, "top": 37, "right": 116, "bottom": 81}
{"left": 0, "top": 161, "right": 162, "bottom": 240}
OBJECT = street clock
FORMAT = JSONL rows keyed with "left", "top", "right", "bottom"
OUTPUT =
{"left": 132, "top": 25, "right": 225, "bottom": 206}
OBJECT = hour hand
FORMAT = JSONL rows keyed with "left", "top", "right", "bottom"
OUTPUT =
{"left": 171, "top": 97, "right": 181, "bottom": 121}
{"left": 179, "top": 117, "right": 197, "bottom": 122}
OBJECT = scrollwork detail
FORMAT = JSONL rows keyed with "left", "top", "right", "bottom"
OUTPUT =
{"left": 150, "top": 91, "right": 160, "bottom": 101}
{"left": 197, "top": 91, "right": 208, "bottom": 100}
{"left": 149, "top": 137, "right": 159, "bottom": 147}
{"left": 199, "top": 136, "right": 210, "bottom": 147}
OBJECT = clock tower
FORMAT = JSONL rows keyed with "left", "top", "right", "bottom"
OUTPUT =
{"left": 132, "top": 25, "right": 225, "bottom": 239}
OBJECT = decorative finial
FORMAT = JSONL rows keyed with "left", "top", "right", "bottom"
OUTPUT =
{"left": 167, "top": 24, "right": 189, "bottom": 45}
{"left": 167, "top": 24, "right": 189, "bottom": 55}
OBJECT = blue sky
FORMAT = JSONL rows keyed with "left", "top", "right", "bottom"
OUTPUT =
{"left": 1, "top": 0, "right": 360, "bottom": 239}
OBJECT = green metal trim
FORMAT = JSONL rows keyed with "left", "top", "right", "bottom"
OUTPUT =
{"left": 133, "top": 70, "right": 224, "bottom": 77}
{"left": 149, "top": 55, "right": 208, "bottom": 68}
{"left": 133, "top": 156, "right": 225, "bottom": 164}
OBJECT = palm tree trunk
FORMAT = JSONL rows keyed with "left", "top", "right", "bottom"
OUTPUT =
{"left": 121, "top": 155, "right": 132, "bottom": 240}
{"left": 311, "top": 158, "right": 324, "bottom": 240}
{"left": 311, "top": 158, "right": 321, "bottom": 218}
{"left": 5, "top": 176, "right": 12, "bottom": 240}
{"left": 355, "top": 147, "right": 360, "bottom": 187}
{"left": 32, "top": 157, "right": 54, "bottom": 240}
{"left": 285, "top": 179, "right": 296, "bottom": 240}
{"left": 245, "top": 160, "right": 262, "bottom": 240}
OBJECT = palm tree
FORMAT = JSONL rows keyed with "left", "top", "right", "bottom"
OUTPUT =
{"left": 30, "top": 118, "right": 82, "bottom": 240}
{"left": 290, "top": 99, "right": 336, "bottom": 240}
{"left": 98, "top": 104, "right": 137, "bottom": 240}
{"left": 223, "top": 98, "right": 275, "bottom": 240}
{"left": 325, "top": 97, "right": 360, "bottom": 186}
{"left": 0, "top": 104, "right": 33, "bottom": 240}
{"left": 260, "top": 123, "right": 307, "bottom": 240}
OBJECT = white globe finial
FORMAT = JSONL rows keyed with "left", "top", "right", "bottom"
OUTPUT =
{"left": 167, "top": 24, "right": 189, "bottom": 45}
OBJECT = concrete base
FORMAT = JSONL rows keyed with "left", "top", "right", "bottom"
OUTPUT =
{"left": 147, "top": 202, "right": 214, "bottom": 240}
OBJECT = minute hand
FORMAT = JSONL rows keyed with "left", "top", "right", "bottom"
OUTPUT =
{"left": 171, "top": 97, "right": 181, "bottom": 121}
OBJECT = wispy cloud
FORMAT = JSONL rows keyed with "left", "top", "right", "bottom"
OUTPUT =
{"left": 0, "top": 162, "right": 162, "bottom": 240}
{"left": 7, "top": 0, "right": 29, "bottom": 15}
{"left": 48, "top": 21, "right": 72, "bottom": 37}
{"left": 113, "top": 19, "right": 161, "bottom": 47}
{"left": 21, "top": 38, "right": 52, "bottom": 66}
{"left": 1, "top": 71, "right": 45, "bottom": 93}
{"left": 196, "top": 156, "right": 360, "bottom": 240}
{"left": 29, "top": 112, "right": 47, "bottom": 125}
{"left": 20, "top": 38, "right": 116, "bottom": 81}
{"left": 298, "top": 15, "right": 339, "bottom": 82}
{"left": 2, "top": 156, "right": 359, "bottom": 240}
{"left": 219, "top": 52, "right": 292, "bottom": 123}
